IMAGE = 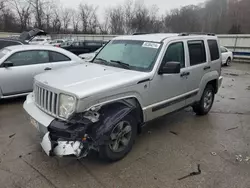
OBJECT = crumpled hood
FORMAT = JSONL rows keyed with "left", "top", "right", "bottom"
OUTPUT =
{"left": 35, "top": 63, "right": 149, "bottom": 98}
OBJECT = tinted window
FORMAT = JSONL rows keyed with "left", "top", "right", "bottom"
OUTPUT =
{"left": 50, "top": 51, "right": 70, "bottom": 62}
{"left": 208, "top": 40, "right": 219, "bottom": 61}
{"left": 188, "top": 40, "right": 206, "bottom": 66}
{"left": 162, "top": 42, "right": 185, "bottom": 68}
{"left": 7, "top": 50, "right": 49, "bottom": 66}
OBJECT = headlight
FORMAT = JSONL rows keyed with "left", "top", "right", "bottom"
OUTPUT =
{"left": 59, "top": 94, "right": 76, "bottom": 119}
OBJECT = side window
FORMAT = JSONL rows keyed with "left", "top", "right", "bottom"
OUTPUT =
{"left": 7, "top": 50, "right": 49, "bottom": 66}
{"left": 50, "top": 51, "right": 70, "bottom": 62}
{"left": 162, "top": 42, "right": 185, "bottom": 68}
{"left": 208, "top": 40, "right": 219, "bottom": 61}
{"left": 188, "top": 40, "right": 206, "bottom": 66}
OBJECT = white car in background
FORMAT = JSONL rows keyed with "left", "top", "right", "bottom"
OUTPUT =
{"left": 221, "top": 46, "right": 233, "bottom": 66}
{"left": 0, "top": 45, "right": 83, "bottom": 99}
{"left": 29, "top": 38, "right": 51, "bottom": 45}
{"left": 78, "top": 47, "right": 102, "bottom": 61}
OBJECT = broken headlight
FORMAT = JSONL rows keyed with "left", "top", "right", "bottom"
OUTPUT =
{"left": 59, "top": 94, "right": 76, "bottom": 119}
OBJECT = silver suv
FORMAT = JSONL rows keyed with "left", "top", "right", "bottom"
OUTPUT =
{"left": 24, "top": 33, "right": 223, "bottom": 161}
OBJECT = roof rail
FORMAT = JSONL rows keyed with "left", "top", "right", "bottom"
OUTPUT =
{"left": 132, "top": 32, "right": 150, "bottom": 35}
{"left": 179, "top": 32, "right": 215, "bottom": 36}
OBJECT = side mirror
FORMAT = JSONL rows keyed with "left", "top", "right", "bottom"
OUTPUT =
{"left": 3, "top": 61, "right": 14, "bottom": 68}
{"left": 158, "top": 61, "right": 181, "bottom": 75}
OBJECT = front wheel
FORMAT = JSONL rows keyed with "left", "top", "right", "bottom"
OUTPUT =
{"left": 193, "top": 84, "right": 215, "bottom": 116}
{"left": 99, "top": 114, "right": 137, "bottom": 162}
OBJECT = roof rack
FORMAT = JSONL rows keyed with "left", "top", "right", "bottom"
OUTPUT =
{"left": 178, "top": 32, "right": 215, "bottom": 36}
{"left": 132, "top": 32, "right": 150, "bottom": 35}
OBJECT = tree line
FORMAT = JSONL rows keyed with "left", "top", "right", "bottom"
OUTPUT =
{"left": 0, "top": 0, "right": 249, "bottom": 34}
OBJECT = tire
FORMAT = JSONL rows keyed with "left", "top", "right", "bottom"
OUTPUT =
{"left": 225, "top": 58, "right": 231, "bottom": 66}
{"left": 99, "top": 114, "right": 137, "bottom": 162}
{"left": 192, "top": 84, "right": 215, "bottom": 116}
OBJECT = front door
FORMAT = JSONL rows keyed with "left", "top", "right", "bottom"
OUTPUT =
{"left": 0, "top": 50, "right": 51, "bottom": 96}
{"left": 145, "top": 41, "right": 189, "bottom": 121}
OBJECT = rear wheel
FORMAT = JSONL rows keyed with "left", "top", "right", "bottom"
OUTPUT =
{"left": 99, "top": 114, "right": 137, "bottom": 162}
{"left": 193, "top": 84, "right": 215, "bottom": 116}
{"left": 225, "top": 58, "right": 231, "bottom": 66}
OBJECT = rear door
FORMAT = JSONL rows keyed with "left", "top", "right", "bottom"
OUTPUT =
{"left": 49, "top": 51, "right": 74, "bottom": 69}
{"left": 185, "top": 39, "right": 208, "bottom": 105}
{"left": 0, "top": 50, "right": 51, "bottom": 96}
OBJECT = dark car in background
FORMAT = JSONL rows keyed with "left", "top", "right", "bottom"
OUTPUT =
{"left": 0, "top": 38, "right": 28, "bottom": 49}
{"left": 0, "top": 28, "right": 47, "bottom": 49}
{"left": 61, "top": 40, "right": 106, "bottom": 55}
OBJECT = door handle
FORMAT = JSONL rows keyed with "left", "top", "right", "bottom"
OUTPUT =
{"left": 180, "top": 72, "right": 190, "bottom": 77}
{"left": 44, "top": 67, "right": 52, "bottom": 71}
{"left": 204, "top": 66, "right": 211, "bottom": 70}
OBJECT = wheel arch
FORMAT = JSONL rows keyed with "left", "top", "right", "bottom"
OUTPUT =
{"left": 197, "top": 71, "right": 220, "bottom": 101}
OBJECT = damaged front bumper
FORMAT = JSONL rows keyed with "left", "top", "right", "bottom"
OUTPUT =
{"left": 24, "top": 94, "right": 136, "bottom": 158}
{"left": 41, "top": 133, "right": 88, "bottom": 158}
{"left": 24, "top": 94, "right": 93, "bottom": 158}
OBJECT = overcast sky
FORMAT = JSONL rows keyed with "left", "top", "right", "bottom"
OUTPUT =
{"left": 60, "top": 0, "right": 206, "bottom": 15}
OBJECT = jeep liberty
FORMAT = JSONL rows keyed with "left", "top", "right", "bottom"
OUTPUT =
{"left": 24, "top": 33, "right": 223, "bottom": 161}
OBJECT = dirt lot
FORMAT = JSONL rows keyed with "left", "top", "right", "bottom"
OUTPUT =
{"left": 0, "top": 63, "right": 250, "bottom": 188}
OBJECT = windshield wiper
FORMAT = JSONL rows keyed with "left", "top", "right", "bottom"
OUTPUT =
{"left": 110, "top": 60, "right": 131, "bottom": 69}
{"left": 94, "top": 58, "right": 108, "bottom": 64}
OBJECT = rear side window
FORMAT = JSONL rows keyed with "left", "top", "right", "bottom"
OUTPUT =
{"left": 188, "top": 40, "right": 206, "bottom": 66}
{"left": 50, "top": 51, "right": 70, "bottom": 62}
{"left": 162, "top": 42, "right": 185, "bottom": 68}
{"left": 208, "top": 40, "right": 219, "bottom": 61}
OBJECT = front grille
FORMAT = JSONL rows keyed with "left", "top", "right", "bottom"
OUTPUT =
{"left": 34, "top": 84, "right": 59, "bottom": 117}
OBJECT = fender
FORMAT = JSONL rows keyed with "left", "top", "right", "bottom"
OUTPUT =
{"left": 48, "top": 98, "right": 143, "bottom": 146}
{"left": 91, "top": 101, "right": 137, "bottom": 145}
{"left": 196, "top": 70, "right": 219, "bottom": 101}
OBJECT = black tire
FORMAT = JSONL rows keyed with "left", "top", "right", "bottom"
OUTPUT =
{"left": 99, "top": 114, "right": 137, "bottom": 162}
{"left": 225, "top": 58, "right": 231, "bottom": 66}
{"left": 193, "top": 84, "right": 215, "bottom": 116}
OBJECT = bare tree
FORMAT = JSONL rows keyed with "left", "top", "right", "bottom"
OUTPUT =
{"left": 62, "top": 8, "right": 71, "bottom": 33}
{"left": 108, "top": 6, "right": 125, "bottom": 34}
{"left": 72, "top": 10, "right": 80, "bottom": 33}
{"left": 51, "top": 9, "right": 61, "bottom": 33}
{"left": 79, "top": 3, "right": 98, "bottom": 33}
{"left": 99, "top": 11, "right": 110, "bottom": 34}
{"left": 9, "top": 0, "right": 31, "bottom": 31}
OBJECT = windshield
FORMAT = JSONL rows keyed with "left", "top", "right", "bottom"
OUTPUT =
{"left": 0, "top": 48, "right": 11, "bottom": 59}
{"left": 93, "top": 40, "right": 162, "bottom": 72}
